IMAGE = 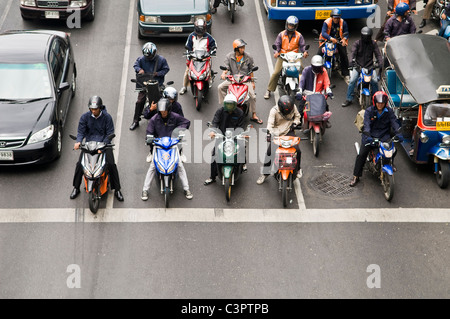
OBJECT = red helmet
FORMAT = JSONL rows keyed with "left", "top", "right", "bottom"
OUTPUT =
{"left": 372, "top": 91, "right": 388, "bottom": 107}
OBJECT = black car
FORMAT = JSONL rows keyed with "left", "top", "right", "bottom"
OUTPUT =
{"left": 0, "top": 30, "right": 77, "bottom": 166}
{"left": 20, "top": 0, "right": 95, "bottom": 21}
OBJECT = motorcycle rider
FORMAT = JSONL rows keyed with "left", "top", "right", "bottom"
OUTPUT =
{"left": 438, "top": 2, "right": 450, "bottom": 37}
{"left": 179, "top": 18, "right": 217, "bottom": 95}
{"left": 264, "top": 15, "right": 309, "bottom": 100}
{"left": 130, "top": 42, "right": 170, "bottom": 131}
{"left": 375, "top": 0, "right": 417, "bottom": 41}
{"left": 218, "top": 39, "right": 262, "bottom": 124}
{"left": 349, "top": 91, "right": 401, "bottom": 187}
{"left": 318, "top": 8, "right": 350, "bottom": 84}
{"left": 70, "top": 96, "right": 124, "bottom": 201}
{"left": 257, "top": 95, "right": 302, "bottom": 185}
{"left": 342, "top": 27, "right": 383, "bottom": 107}
{"left": 204, "top": 94, "right": 245, "bottom": 186}
{"left": 141, "top": 98, "right": 192, "bottom": 200}
{"left": 211, "top": 0, "right": 245, "bottom": 13}
{"left": 384, "top": 2, "right": 416, "bottom": 41}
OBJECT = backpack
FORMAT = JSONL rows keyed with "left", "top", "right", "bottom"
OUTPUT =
{"left": 354, "top": 109, "right": 365, "bottom": 132}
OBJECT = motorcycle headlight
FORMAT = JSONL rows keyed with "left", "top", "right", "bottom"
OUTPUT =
{"left": 28, "top": 125, "right": 54, "bottom": 144}
{"left": 190, "top": 71, "right": 198, "bottom": 80}
{"left": 327, "top": 50, "right": 334, "bottom": 56}
{"left": 363, "top": 75, "right": 372, "bottom": 82}
{"left": 223, "top": 141, "right": 234, "bottom": 157}
{"left": 382, "top": 149, "right": 394, "bottom": 158}
{"left": 420, "top": 132, "right": 429, "bottom": 143}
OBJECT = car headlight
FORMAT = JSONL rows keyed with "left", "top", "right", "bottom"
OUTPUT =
{"left": 194, "top": 15, "right": 206, "bottom": 22}
{"left": 70, "top": 0, "right": 88, "bottom": 7}
{"left": 28, "top": 125, "right": 55, "bottom": 144}
{"left": 442, "top": 135, "right": 450, "bottom": 145}
{"left": 140, "top": 15, "right": 158, "bottom": 23}
{"left": 420, "top": 132, "right": 429, "bottom": 143}
{"left": 21, "top": 0, "right": 36, "bottom": 6}
{"left": 364, "top": 0, "right": 372, "bottom": 3}
{"left": 355, "top": 0, "right": 362, "bottom": 3}
{"left": 223, "top": 141, "right": 234, "bottom": 157}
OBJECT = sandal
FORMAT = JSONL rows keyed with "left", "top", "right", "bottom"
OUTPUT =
{"left": 250, "top": 117, "right": 263, "bottom": 124}
{"left": 204, "top": 178, "right": 216, "bottom": 186}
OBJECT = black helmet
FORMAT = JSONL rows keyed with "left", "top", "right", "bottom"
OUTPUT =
{"left": 157, "top": 98, "right": 172, "bottom": 115}
{"left": 194, "top": 18, "right": 206, "bottom": 37}
{"left": 88, "top": 96, "right": 103, "bottom": 109}
{"left": 311, "top": 55, "right": 324, "bottom": 74}
{"left": 278, "top": 95, "right": 294, "bottom": 115}
{"left": 142, "top": 42, "right": 157, "bottom": 60}
{"left": 361, "top": 26, "right": 373, "bottom": 42}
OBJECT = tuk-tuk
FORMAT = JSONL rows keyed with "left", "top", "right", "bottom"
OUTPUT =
{"left": 380, "top": 34, "right": 450, "bottom": 188}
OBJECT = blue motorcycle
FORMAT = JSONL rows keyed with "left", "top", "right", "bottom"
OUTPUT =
{"left": 146, "top": 133, "right": 184, "bottom": 208}
{"left": 355, "top": 136, "right": 398, "bottom": 201}
{"left": 355, "top": 64, "right": 376, "bottom": 110}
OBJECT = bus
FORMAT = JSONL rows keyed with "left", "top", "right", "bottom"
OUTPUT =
{"left": 263, "top": 0, "right": 378, "bottom": 20}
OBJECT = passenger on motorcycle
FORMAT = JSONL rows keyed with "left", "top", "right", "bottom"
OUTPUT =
{"left": 130, "top": 42, "right": 170, "bottom": 131}
{"left": 438, "top": 2, "right": 450, "bottom": 38}
{"left": 204, "top": 94, "right": 245, "bottom": 186}
{"left": 342, "top": 27, "right": 382, "bottom": 107}
{"left": 297, "top": 55, "right": 333, "bottom": 127}
{"left": 70, "top": 96, "right": 124, "bottom": 201}
{"left": 349, "top": 91, "right": 401, "bottom": 187}
{"left": 257, "top": 95, "right": 302, "bottom": 185}
{"left": 264, "top": 16, "right": 309, "bottom": 100}
{"left": 318, "top": 8, "right": 350, "bottom": 84}
{"left": 218, "top": 39, "right": 262, "bottom": 124}
{"left": 179, "top": 18, "right": 217, "bottom": 95}
{"left": 141, "top": 98, "right": 192, "bottom": 200}
{"left": 384, "top": 3, "right": 417, "bottom": 41}
{"left": 212, "top": 0, "right": 244, "bottom": 14}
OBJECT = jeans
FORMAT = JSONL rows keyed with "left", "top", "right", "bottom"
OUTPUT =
{"left": 439, "top": 19, "right": 450, "bottom": 37}
{"left": 346, "top": 68, "right": 379, "bottom": 101}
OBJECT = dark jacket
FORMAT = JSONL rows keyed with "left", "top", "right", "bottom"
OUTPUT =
{"left": 212, "top": 107, "right": 244, "bottom": 134}
{"left": 362, "top": 105, "right": 400, "bottom": 144}
{"left": 143, "top": 101, "right": 184, "bottom": 120}
{"left": 76, "top": 108, "right": 114, "bottom": 144}
{"left": 146, "top": 112, "right": 190, "bottom": 138}
{"left": 133, "top": 55, "right": 170, "bottom": 86}
{"left": 384, "top": 15, "right": 416, "bottom": 39}
{"left": 350, "top": 39, "right": 383, "bottom": 69}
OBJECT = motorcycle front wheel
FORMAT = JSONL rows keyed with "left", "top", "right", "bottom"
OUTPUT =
{"left": 230, "top": 2, "right": 235, "bottom": 23}
{"left": 382, "top": 173, "right": 394, "bottom": 201}
{"left": 363, "top": 94, "right": 371, "bottom": 110}
{"left": 164, "top": 187, "right": 170, "bottom": 208}
{"left": 89, "top": 187, "right": 100, "bottom": 214}
{"left": 436, "top": 159, "right": 450, "bottom": 189}
{"left": 195, "top": 87, "right": 203, "bottom": 111}
{"left": 224, "top": 178, "right": 232, "bottom": 202}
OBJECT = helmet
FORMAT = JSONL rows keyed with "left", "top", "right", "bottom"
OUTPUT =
{"left": 233, "top": 39, "right": 247, "bottom": 51}
{"left": 278, "top": 95, "right": 294, "bottom": 115}
{"left": 157, "top": 98, "right": 172, "bottom": 115}
{"left": 395, "top": 2, "right": 410, "bottom": 16}
{"left": 88, "top": 96, "right": 103, "bottom": 109}
{"left": 311, "top": 55, "right": 324, "bottom": 74}
{"left": 285, "top": 16, "right": 299, "bottom": 32}
{"left": 194, "top": 18, "right": 206, "bottom": 37}
{"left": 223, "top": 94, "right": 237, "bottom": 113}
{"left": 361, "top": 26, "right": 373, "bottom": 42}
{"left": 372, "top": 91, "right": 388, "bottom": 106}
{"left": 331, "top": 8, "right": 341, "bottom": 18}
{"left": 162, "top": 87, "right": 178, "bottom": 102}
{"left": 142, "top": 42, "right": 157, "bottom": 60}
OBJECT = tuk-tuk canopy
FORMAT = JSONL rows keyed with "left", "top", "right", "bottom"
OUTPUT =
{"left": 386, "top": 34, "right": 450, "bottom": 105}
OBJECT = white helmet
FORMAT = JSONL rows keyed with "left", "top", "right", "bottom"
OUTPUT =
{"left": 223, "top": 94, "right": 238, "bottom": 112}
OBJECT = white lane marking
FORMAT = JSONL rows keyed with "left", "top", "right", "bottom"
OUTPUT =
{"left": 106, "top": 0, "right": 136, "bottom": 209}
{"left": 0, "top": 0, "right": 13, "bottom": 31}
{"left": 255, "top": 0, "right": 306, "bottom": 210}
{"left": 0, "top": 208, "right": 449, "bottom": 223}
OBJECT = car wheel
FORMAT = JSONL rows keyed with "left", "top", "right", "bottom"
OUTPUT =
{"left": 84, "top": 0, "right": 95, "bottom": 21}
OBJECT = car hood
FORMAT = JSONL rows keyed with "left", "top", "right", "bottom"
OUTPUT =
{"left": 140, "top": 0, "right": 208, "bottom": 15}
{"left": 0, "top": 100, "right": 52, "bottom": 137}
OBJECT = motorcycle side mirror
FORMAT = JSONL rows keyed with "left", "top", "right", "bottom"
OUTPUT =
{"left": 312, "top": 29, "right": 319, "bottom": 36}
{"left": 252, "top": 66, "right": 259, "bottom": 72}
{"left": 416, "top": 30, "right": 423, "bottom": 34}
{"left": 166, "top": 81, "right": 174, "bottom": 86}
{"left": 272, "top": 44, "right": 277, "bottom": 50}
{"left": 69, "top": 134, "right": 77, "bottom": 140}
{"left": 107, "top": 134, "right": 116, "bottom": 141}
{"left": 305, "top": 44, "right": 310, "bottom": 50}
{"left": 219, "top": 66, "right": 227, "bottom": 70}
{"left": 131, "top": 79, "right": 137, "bottom": 83}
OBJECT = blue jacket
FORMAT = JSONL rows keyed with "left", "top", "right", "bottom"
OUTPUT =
{"left": 133, "top": 55, "right": 170, "bottom": 86}
{"left": 146, "top": 112, "right": 190, "bottom": 138}
{"left": 76, "top": 108, "right": 114, "bottom": 144}
{"left": 362, "top": 105, "right": 400, "bottom": 144}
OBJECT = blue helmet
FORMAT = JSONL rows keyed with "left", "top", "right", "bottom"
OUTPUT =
{"left": 331, "top": 8, "right": 341, "bottom": 17}
{"left": 286, "top": 16, "right": 299, "bottom": 32}
{"left": 395, "top": 2, "right": 410, "bottom": 16}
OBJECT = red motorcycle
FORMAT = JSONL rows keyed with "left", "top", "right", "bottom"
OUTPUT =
{"left": 302, "top": 93, "right": 332, "bottom": 157}
{"left": 219, "top": 65, "right": 258, "bottom": 116}
{"left": 185, "top": 49, "right": 215, "bottom": 111}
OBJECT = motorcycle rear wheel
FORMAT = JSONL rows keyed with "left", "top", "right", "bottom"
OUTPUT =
{"left": 382, "top": 173, "right": 394, "bottom": 201}
{"left": 281, "top": 177, "right": 289, "bottom": 207}
{"left": 436, "top": 159, "right": 450, "bottom": 189}
{"left": 89, "top": 187, "right": 100, "bottom": 214}
{"left": 311, "top": 130, "right": 320, "bottom": 157}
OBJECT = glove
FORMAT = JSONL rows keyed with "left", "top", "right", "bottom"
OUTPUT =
{"left": 366, "top": 136, "right": 374, "bottom": 144}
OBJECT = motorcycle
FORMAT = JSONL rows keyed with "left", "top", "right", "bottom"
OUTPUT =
{"left": 272, "top": 44, "right": 310, "bottom": 97}
{"left": 219, "top": 65, "right": 258, "bottom": 117}
{"left": 431, "top": 0, "right": 449, "bottom": 21}
{"left": 354, "top": 63, "right": 377, "bottom": 110}
{"left": 355, "top": 136, "right": 398, "bottom": 201}
{"left": 184, "top": 48, "right": 216, "bottom": 111}
{"left": 70, "top": 134, "right": 115, "bottom": 214}
{"left": 207, "top": 122, "right": 251, "bottom": 202}
{"left": 262, "top": 126, "right": 302, "bottom": 208}
{"left": 146, "top": 132, "right": 185, "bottom": 208}
{"left": 216, "top": 0, "right": 239, "bottom": 23}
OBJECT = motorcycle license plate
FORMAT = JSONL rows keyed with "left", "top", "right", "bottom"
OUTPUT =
{"left": 169, "top": 26, "right": 182, "bottom": 32}
{"left": 315, "top": 10, "right": 331, "bottom": 20}
{"left": 285, "top": 157, "right": 292, "bottom": 164}
{"left": 0, "top": 151, "right": 13, "bottom": 161}
{"left": 436, "top": 121, "right": 450, "bottom": 131}
{"left": 45, "top": 11, "right": 60, "bottom": 19}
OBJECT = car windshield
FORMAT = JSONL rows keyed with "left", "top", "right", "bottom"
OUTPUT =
{"left": 423, "top": 102, "right": 450, "bottom": 126}
{"left": 0, "top": 63, "right": 52, "bottom": 100}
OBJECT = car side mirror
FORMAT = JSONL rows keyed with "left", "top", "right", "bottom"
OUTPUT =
{"left": 58, "top": 82, "right": 70, "bottom": 92}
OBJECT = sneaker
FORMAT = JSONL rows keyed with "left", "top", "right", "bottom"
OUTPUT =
{"left": 141, "top": 190, "right": 149, "bottom": 201}
{"left": 341, "top": 100, "right": 352, "bottom": 107}
{"left": 296, "top": 169, "right": 303, "bottom": 179}
{"left": 179, "top": 87, "right": 187, "bottom": 95}
{"left": 146, "top": 152, "right": 152, "bottom": 163}
{"left": 257, "top": 174, "right": 267, "bottom": 185}
{"left": 204, "top": 178, "right": 216, "bottom": 186}
{"left": 264, "top": 90, "right": 271, "bottom": 99}
{"left": 344, "top": 76, "right": 350, "bottom": 85}
{"left": 419, "top": 19, "right": 426, "bottom": 28}
{"left": 184, "top": 189, "right": 193, "bottom": 200}
{"left": 242, "top": 164, "right": 248, "bottom": 172}
{"left": 180, "top": 153, "right": 187, "bottom": 163}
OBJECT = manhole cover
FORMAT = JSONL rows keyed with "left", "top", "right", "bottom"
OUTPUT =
{"left": 309, "top": 171, "right": 355, "bottom": 197}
